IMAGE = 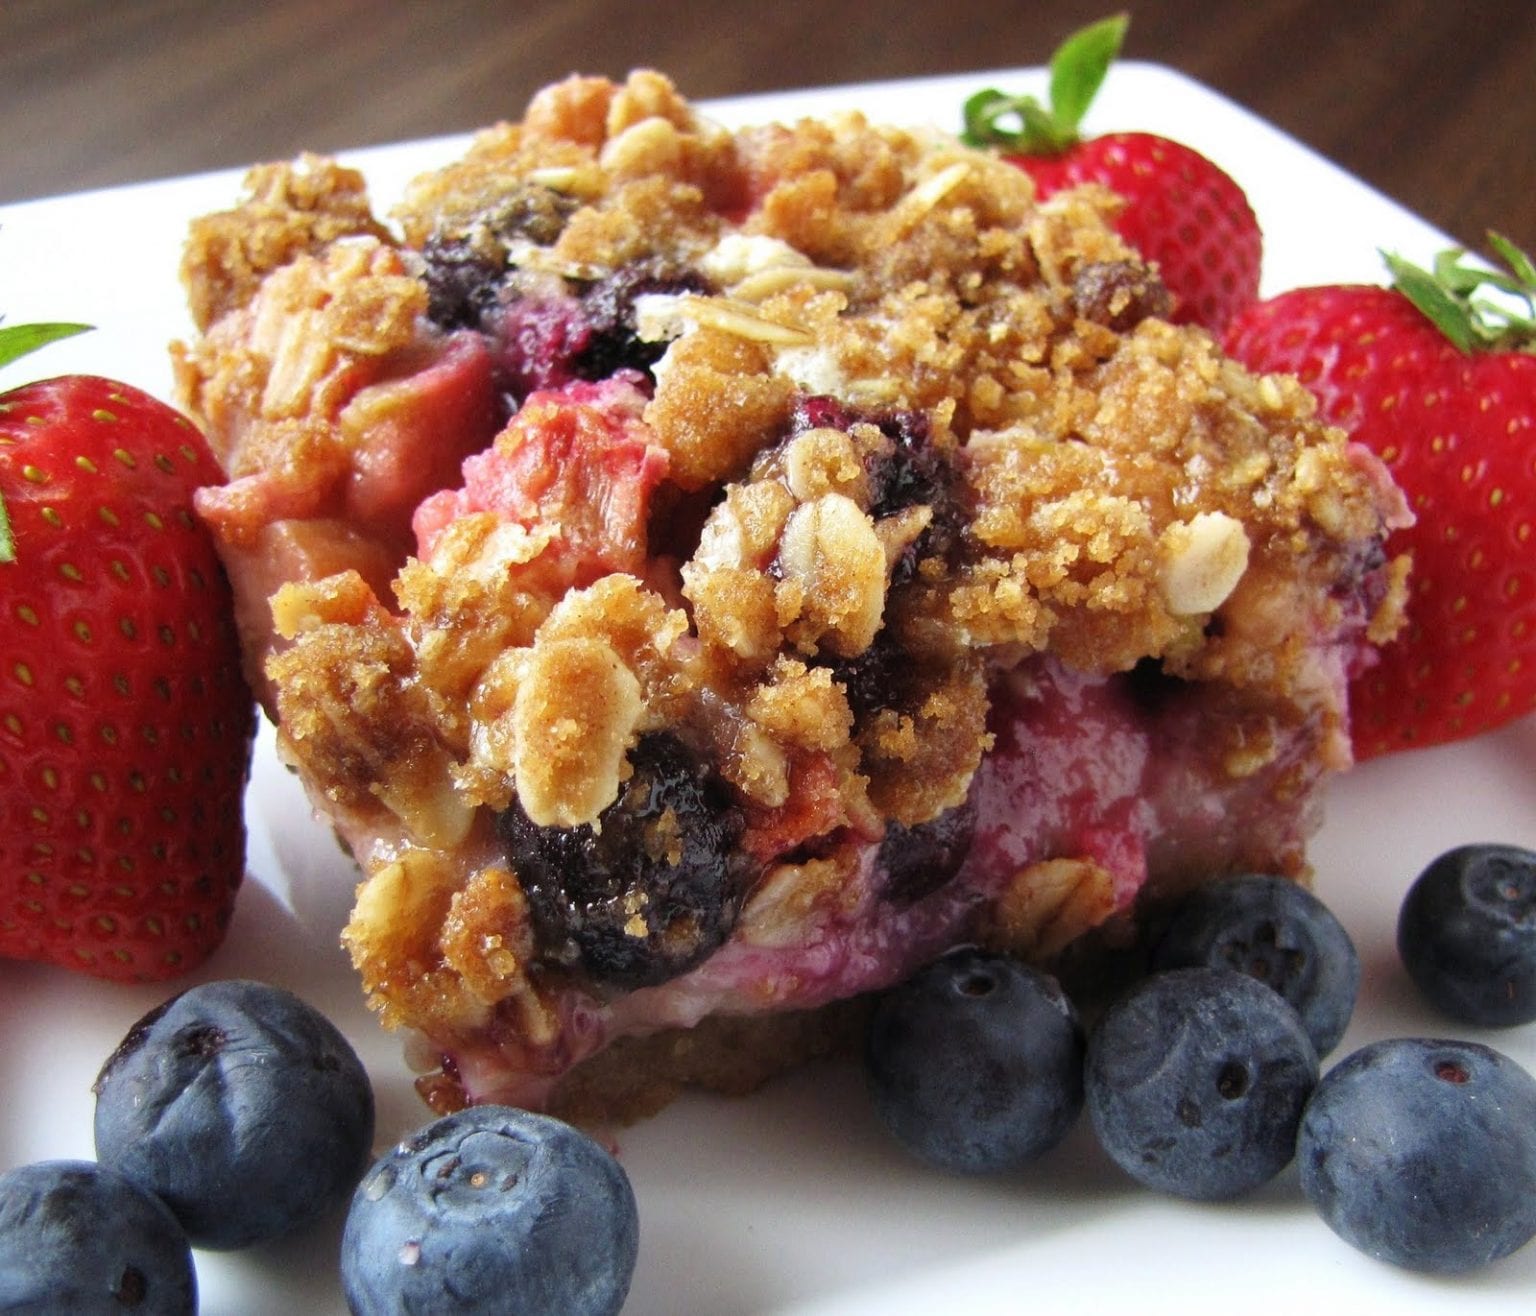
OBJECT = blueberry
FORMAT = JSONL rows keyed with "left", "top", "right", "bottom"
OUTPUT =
{"left": 498, "top": 731, "right": 747, "bottom": 989}
{"left": 821, "top": 627, "right": 909, "bottom": 720}
{"left": 791, "top": 395, "right": 966, "bottom": 584}
{"left": 876, "top": 792, "right": 977, "bottom": 905}
{"left": 864, "top": 949, "right": 1084, "bottom": 1173}
{"left": 486, "top": 261, "right": 710, "bottom": 395}
{"left": 421, "top": 235, "right": 508, "bottom": 332}
{"left": 1085, "top": 966, "right": 1318, "bottom": 1200}
{"left": 420, "top": 186, "right": 580, "bottom": 331}
{"left": 1397, "top": 843, "right": 1536, "bottom": 1026}
{"left": 573, "top": 260, "right": 709, "bottom": 380}
{"left": 0, "top": 1160, "right": 196, "bottom": 1314}
{"left": 340, "top": 1105, "right": 638, "bottom": 1316}
{"left": 93, "top": 979, "right": 375, "bottom": 1251}
{"left": 1299, "top": 1037, "right": 1536, "bottom": 1272}
{"left": 859, "top": 408, "right": 943, "bottom": 518}
{"left": 1151, "top": 873, "right": 1360, "bottom": 1055}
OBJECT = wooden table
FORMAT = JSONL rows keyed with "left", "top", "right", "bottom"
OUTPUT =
{"left": 1, "top": 0, "right": 1530, "bottom": 254}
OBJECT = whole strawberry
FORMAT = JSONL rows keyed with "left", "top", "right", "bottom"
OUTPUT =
{"left": 0, "top": 325, "right": 255, "bottom": 981}
{"left": 1224, "top": 237, "right": 1536, "bottom": 759}
{"left": 962, "top": 14, "right": 1261, "bottom": 335}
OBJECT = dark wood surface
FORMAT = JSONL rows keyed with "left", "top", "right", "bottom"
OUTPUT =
{"left": 1, "top": 0, "right": 1530, "bottom": 254}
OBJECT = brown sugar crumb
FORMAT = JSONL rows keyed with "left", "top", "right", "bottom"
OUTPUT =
{"left": 747, "top": 658, "right": 854, "bottom": 754}
{"left": 644, "top": 326, "right": 795, "bottom": 490}
{"left": 268, "top": 574, "right": 472, "bottom": 849}
{"left": 180, "top": 70, "right": 1412, "bottom": 1123}
{"left": 182, "top": 154, "right": 391, "bottom": 332}
{"left": 859, "top": 655, "right": 991, "bottom": 824}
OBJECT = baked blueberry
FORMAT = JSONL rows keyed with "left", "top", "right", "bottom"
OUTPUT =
{"left": 573, "top": 260, "right": 709, "bottom": 380}
{"left": 341, "top": 1105, "right": 638, "bottom": 1316}
{"left": 485, "top": 261, "right": 709, "bottom": 397}
{"left": 876, "top": 793, "right": 978, "bottom": 905}
{"left": 1151, "top": 873, "right": 1359, "bottom": 1055}
{"left": 1397, "top": 843, "right": 1536, "bottom": 1026}
{"left": 0, "top": 1160, "right": 196, "bottom": 1314}
{"left": 493, "top": 295, "right": 590, "bottom": 396}
{"left": 823, "top": 628, "right": 912, "bottom": 721}
{"left": 792, "top": 395, "right": 967, "bottom": 583}
{"left": 1086, "top": 966, "right": 1318, "bottom": 1200}
{"left": 1299, "top": 1037, "right": 1536, "bottom": 1272}
{"left": 421, "top": 234, "right": 509, "bottom": 332}
{"left": 498, "top": 731, "right": 747, "bottom": 988}
{"left": 93, "top": 979, "right": 375, "bottom": 1250}
{"left": 865, "top": 948, "right": 1084, "bottom": 1172}
{"left": 420, "top": 185, "right": 580, "bottom": 330}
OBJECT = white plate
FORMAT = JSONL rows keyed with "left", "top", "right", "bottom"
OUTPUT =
{"left": 3, "top": 63, "right": 1534, "bottom": 1316}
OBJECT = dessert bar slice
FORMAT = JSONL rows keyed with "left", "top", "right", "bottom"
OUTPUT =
{"left": 176, "top": 72, "right": 1409, "bottom": 1122}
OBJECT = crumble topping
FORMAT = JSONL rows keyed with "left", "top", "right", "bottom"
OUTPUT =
{"left": 177, "top": 70, "right": 1410, "bottom": 1119}
{"left": 183, "top": 153, "right": 392, "bottom": 333}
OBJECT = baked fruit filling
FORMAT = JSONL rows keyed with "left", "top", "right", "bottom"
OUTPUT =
{"left": 175, "top": 72, "right": 1411, "bottom": 1122}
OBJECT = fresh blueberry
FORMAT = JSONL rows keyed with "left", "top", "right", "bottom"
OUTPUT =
{"left": 0, "top": 1160, "right": 196, "bottom": 1314}
{"left": 1151, "top": 873, "right": 1360, "bottom": 1055}
{"left": 93, "top": 978, "right": 375, "bottom": 1251}
{"left": 864, "top": 948, "right": 1084, "bottom": 1173}
{"left": 340, "top": 1105, "right": 638, "bottom": 1316}
{"left": 1299, "top": 1037, "right": 1536, "bottom": 1272}
{"left": 1085, "top": 966, "right": 1318, "bottom": 1200}
{"left": 1397, "top": 843, "right": 1536, "bottom": 1026}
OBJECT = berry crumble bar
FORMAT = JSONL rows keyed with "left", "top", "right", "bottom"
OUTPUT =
{"left": 175, "top": 71, "right": 1410, "bottom": 1122}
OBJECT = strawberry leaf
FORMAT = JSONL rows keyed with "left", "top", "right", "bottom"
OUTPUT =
{"left": 961, "top": 12, "right": 1128, "bottom": 153}
{"left": 961, "top": 89, "right": 1069, "bottom": 153}
{"left": 0, "top": 320, "right": 92, "bottom": 371}
{"left": 1385, "top": 233, "right": 1536, "bottom": 355}
{"left": 1384, "top": 253, "right": 1480, "bottom": 353}
{"left": 1048, "top": 12, "right": 1129, "bottom": 138}
{"left": 1489, "top": 232, "right": 1536, "bottom": 288}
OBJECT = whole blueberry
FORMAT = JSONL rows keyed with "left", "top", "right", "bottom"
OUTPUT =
{"left": 1086, "top": 967, "right": 1319, "bottom": 1200}
{"left": 1299, "top": 1037, "right": 1536, "bottom": 1272}
{"left": 93, "top": 978, "right": 375, "bottom": 1250}
{"left": 1152, "top": 873, "right": 1359, "bottom": 1055}
{"left": 864, "top": 948, "right": 1084, "bottom": 1173}
{"left": 341, "top": 1105, "right": 638, "bottom": 1316}
{"left": 1397, "top": 843, "right": 1536, "bottom": 1026}
{"left": 0, "top": 1160, "right": 196, "bottom": 1314}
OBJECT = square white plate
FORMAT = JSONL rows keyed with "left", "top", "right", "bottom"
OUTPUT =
{"left": 2, "top": 63, "right": 1533, "bottom": 1315}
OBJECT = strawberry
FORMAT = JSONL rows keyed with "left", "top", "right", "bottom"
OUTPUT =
{"left": 1223, "top": 235, "right": 1536, "bottom": 760}
{"left": 962, "top": 13, "right": 1261, "bottom": 334}
{"left": 0, "top": 324, "right": 255, "bottom": 981}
